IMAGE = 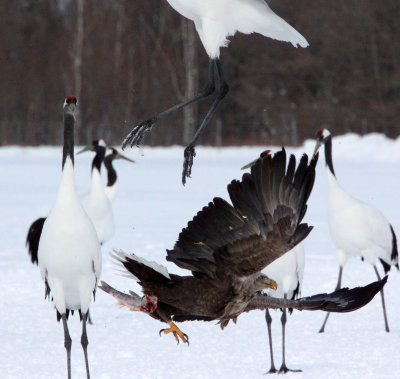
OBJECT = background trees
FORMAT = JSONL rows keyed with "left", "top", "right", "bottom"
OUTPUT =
{"left": 1, "top": 0, "right": 399, "bottom": 146}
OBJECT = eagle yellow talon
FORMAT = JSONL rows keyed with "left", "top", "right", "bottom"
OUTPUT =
{"left": 159, "top": 321, "right": 189, "bottom": 345}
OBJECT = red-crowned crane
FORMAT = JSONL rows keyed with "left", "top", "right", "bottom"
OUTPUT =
{"left": 313, "top": 129, "right": 398, "bottom": 333}
{"left": 123, "top": 0, "right": 308, "bottom": 185}
{"left": 37, "top": 96, "right": 101, "bottom": 378}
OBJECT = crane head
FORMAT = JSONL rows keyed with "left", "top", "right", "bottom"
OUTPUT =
{"left": 63, "top": 95, "right": 78, "bottom": 117}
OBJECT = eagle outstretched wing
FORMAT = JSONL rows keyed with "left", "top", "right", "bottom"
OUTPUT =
{"left": 167, "top": 149, "right": 317, "bottom": 279}
{"left": 245, "top": 276, "right": 387, "bottom": 313}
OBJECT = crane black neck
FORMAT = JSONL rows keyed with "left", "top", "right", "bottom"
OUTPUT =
{"left": 104, "top": 156, "right": 117, "bottom": 187}
{"left": 324, "top": 135, "right": 335, "bottom": 176}
{"left": 92, "top": 147, "right": 106, "bottom": 173}
{"left": 62, "top": 113, "right": 75, "bottom": 169}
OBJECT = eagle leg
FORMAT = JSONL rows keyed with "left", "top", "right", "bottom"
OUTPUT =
{"left": 159, "top": 321, "right": 189, "bottom": 345}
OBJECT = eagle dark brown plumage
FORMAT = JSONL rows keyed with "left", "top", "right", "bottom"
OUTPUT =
{"left": 100, "top": 149, "right": 387, "bottom": 342}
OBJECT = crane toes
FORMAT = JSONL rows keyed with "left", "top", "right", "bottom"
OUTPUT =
{"left": 278, "top": 364, "right": 302, "bottom": 374}
{"left": 122, "top": 117, "right": 157, "bottom": 150}
{"left": 182, "top": 145, "right": 196, "bottom": 185}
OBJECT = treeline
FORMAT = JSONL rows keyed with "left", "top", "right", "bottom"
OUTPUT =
{"left": 1, "top": 0, "right": 399, "bottom": 147}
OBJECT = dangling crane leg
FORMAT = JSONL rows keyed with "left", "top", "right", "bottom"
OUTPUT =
{"left": 182, "top": 58, "right": 229, "bottom": 184}
{"left": 122, "top": 58, "right": 216, "bottom": 150}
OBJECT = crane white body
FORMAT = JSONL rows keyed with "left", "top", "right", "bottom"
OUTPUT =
{"left": 39, "top": 158, "right": 101, "bottom": 314}
{"left": 104, "top": 180, "right": 118, "bottom": 202}
{"left": 326, "top": 168, "right": 394, "bottom": 267}
{"left": 263, "top": 243, "right": 304, "bottom": 299}
{"left": 166, "top": 0, "right": 308, "bottom": 58}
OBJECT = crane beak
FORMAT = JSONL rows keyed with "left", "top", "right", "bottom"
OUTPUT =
{"left": 116, "top": 153, "right": 135, "bottom": 163}
{"left": 63, "top": 99, "right": 78, "bottom": 118}
{"left": 313, "top": 140, "right": 322, "bottom": 157}
{"left": 77, "top": 145, "right": 93, "bottom": 155}
{"left": 240, "top": 158, "right": 258, "bottom": 170}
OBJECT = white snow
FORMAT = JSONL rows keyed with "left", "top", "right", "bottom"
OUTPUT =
{"left": 1, "top": 133, "right": 400, "bottom": 378}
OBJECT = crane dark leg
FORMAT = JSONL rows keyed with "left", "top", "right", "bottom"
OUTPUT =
{"left": 61, "top": 314, "right": 72, "bottom": 379}
{"left": 87, "top": 310, "right": 93, "bottom": 325}
{"left": 319, "top": 265, "right": 343, "bottom": 333}
{"left": 265, "top": 309, "right": 277, "bottom": 374}
{"left": 122, "top": 59, "right": 216, "bottom": 150}
{"left": 278, "top": 294, "right": 301, "bottom": 373}
{"left": 373, "top": 265, "right": 390, "bottom": 332}
{"left": 182, "top": 59, "right": 229, "bottom": 184}
{"left": 81, "top": 312, "right": 91, "bottom": 379}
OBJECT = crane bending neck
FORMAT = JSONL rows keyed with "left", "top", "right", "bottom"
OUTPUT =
{"left": 92, "top": 148, "right": 106, "bottom": 173}
{"left": 104, "top": 157, "right": 117, "bottom": 187}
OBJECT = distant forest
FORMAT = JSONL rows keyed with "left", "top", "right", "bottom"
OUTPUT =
{"left": 1, "top": 0, "right": 399, "bottom": 147}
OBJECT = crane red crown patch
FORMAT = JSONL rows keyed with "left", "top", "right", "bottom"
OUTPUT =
{"left": 65, "top": 95, "right": 77, "bottom": 104}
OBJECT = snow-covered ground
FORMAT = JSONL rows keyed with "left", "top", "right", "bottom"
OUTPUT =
{"left": 1, "top": 133, "right": 399, "bottom": 378}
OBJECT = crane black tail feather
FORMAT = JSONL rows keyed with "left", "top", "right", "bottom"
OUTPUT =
{"left": 26, "top": 217, "right": 46, "bottom": 265}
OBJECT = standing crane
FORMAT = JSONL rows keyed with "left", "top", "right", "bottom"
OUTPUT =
{"left": 313, "top": 129, "right": 398, "bottom": 333}
{"left": 37, "top": 96, "right": 101, "bottom": 378}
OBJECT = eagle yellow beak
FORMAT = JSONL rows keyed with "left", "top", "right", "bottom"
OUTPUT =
{"left": 263, "top": 277, "right": 278, "bottom": 290}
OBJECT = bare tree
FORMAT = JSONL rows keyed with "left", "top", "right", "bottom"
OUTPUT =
{"left": 0, "top": 0, "right": 399, "bottom": 146}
